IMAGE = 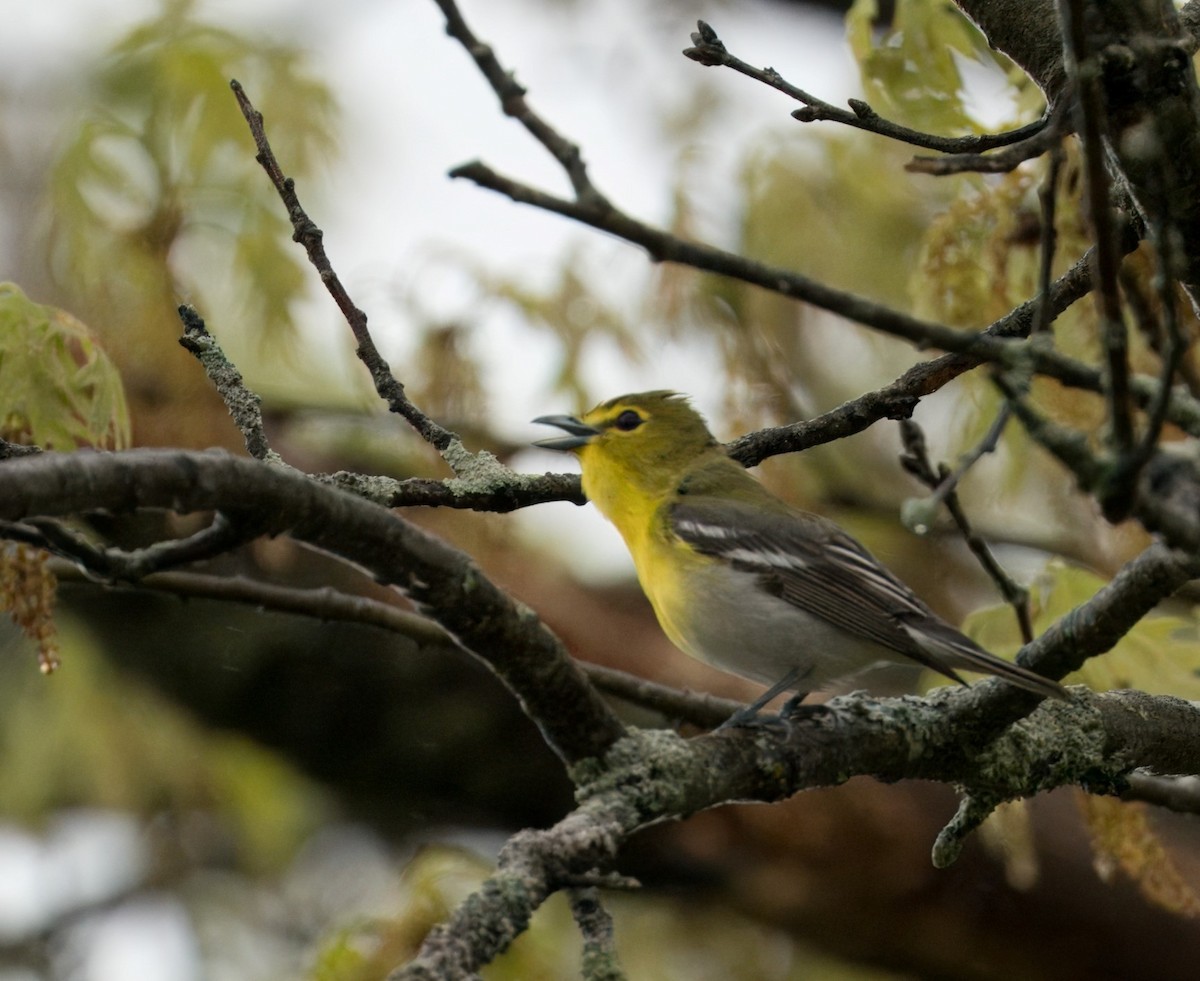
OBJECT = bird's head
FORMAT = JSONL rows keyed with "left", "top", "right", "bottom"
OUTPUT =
{"left": 534, "top": 390, "right": 720, "bottom": 506}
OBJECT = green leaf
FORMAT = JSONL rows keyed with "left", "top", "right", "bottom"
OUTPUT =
{"left": 45, "top": 1, "right": 338, "bottom": 352}
{"left": 0, "top": 283, "right": 130, "bottom": 449}
{"left": 964, "top": 560, "right": 1200, "bottom": 696}
{"left": 847, "top": 0, "right": 1015, "bottom": 135}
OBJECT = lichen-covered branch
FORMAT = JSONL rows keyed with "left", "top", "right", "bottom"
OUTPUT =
{"left": 395, "top": 685, "right": 1200, "bottom": 974}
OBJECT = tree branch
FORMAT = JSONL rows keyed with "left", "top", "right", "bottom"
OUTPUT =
{"left": 396, "top": 684, "right": 1200, "bottom": 975}
{"left": 180, "top": 301, "right": 585, "bottom": 512}
{"left": 0, "top": 449, "right": 625, "bottom": 764}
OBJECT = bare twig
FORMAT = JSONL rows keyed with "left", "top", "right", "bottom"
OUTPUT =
{"left": 683, "top": 20, "right": 1049, "bottom": 155}
{"left": 433, "top": 0, "right": 608, "bottom": 207}
{"left": 907, "top": 122, "right": 1065, "bottom": 175}
{"left": 50, "top": 561, "right": 456, "bottom": 647}
{"left": 50, "top": 560, "right": 745, "bottom": 728}
{"left": 899, "top": 416, "right": 1034, "bottom": 643}
{"left": 1122, "top": 269, "right": 1200, "bottom": 399}
{"left": 1059, "top": 0, "right": 1134, "bottom": 467}
{"left": 1032, "top": 144, "right": 1065, "bottom": 335}
{"left": 13, "top": 513, "right": 260, "bottom": 582}
{"left": 995, "top": 374, "right": 1200, "bottom": 553}
{"left": 229, "top": 79, "right": 459, "bottom": 455}
{"left": 1129, "top": 267, "right": 1186, "bottom": 479}
{"left": 581, "top": 662, "right": 745, "bottom": 730}
{"left": 452, "top": 160, "right": 1124, "bottom": 393}
{"left": 993, "top": 372, "right": 1108, "bottom": 489}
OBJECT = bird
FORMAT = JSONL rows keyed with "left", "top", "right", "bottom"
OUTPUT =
{"left": 533, "top": 390, "right": 1065, "bottom": 722}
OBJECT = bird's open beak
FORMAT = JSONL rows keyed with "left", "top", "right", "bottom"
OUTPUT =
{"left": 532, "top": 414, "right": 600, "bottom": 451}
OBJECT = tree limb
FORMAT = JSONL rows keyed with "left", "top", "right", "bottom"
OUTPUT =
{"left": 0, "top": 449, "right": 625, "bottom": 764}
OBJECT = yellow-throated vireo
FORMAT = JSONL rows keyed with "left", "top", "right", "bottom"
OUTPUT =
{"left": 534, "top": 391, "right": 1065, "bottom": 719}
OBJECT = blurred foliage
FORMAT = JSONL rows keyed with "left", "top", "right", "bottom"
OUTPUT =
{"left": 308, "top": 845, "right": 910, "bottom": 981}
{"left": 964, "top": 560, "right": 1200, "bottom": 697}
{"left": 0, "top": 282, "right": 129, "bottom": 450}
{"left": 0, "top": 282, "right": 129, "bottom": 674}
{"left": 1, "top": 544, "right": 60, "bottom": 674}
{"left": 0, "top": 615, "right": 327, "bottom": 869}
{"left": 912, "top": 160, "right": 1085, "bottom": 330}
{"left": 410, "top": 323, "right": 488, "bottom": 426}
{"left": 706, "top": 133, "right": 949, "bottom": 427}
{"left": 847, "top": 0, "right": 1043, "bottom": 133}
{"left": 1082, "top": 796, "right": 1200, "bottom": 919}
{"left": 42, "top": 0, "right": 336, "bottom": 446}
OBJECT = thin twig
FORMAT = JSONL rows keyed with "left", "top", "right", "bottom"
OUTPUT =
{"left": 229, "top": 79, "right": 459, "bottom": 455}
{"left": 50, "top": 561, "right": 456, "bottom": 645}
{"left": 1121, "top": 269, "right": 1200, "bottom": 398}
{"left": 907, "top": 121, "right": 1065, "bottom": 175}
{"left": 995, "top": 373, "right": 1200, "bottom": 553}
{"left": 1129, "top": 264, "right": 1186, "bottom": 475}
{"left": 49, "top": 560, "right": 744, "bottom": 727}
{"left": 582, "top": 662, "right": 746, "bottom": 730}
{"left": 1059, "top": 0, "right": 1134, "bottom": 461}
{"left": 16, "top": 513, "right": 260, "bottom": 582}
{"left": 899, "top": 417, "right": 1034, "bottom": 642}
{"left": 993, "top": 373, "right": 1107, "bottom": 489}
{"left": 1032, "top": 144, "right": 1065, "bottom": 335}
{"left": 569, "top": 889, "right": 627, "bottom": 981}
{"left": 434, "top": 0, "right": 609, "bottom": 206}
{"left": 177, "top": 304, "right": 293, "bottom": 467}
{"left": 683, "top": 20, "right": 1049, "bottom": 155}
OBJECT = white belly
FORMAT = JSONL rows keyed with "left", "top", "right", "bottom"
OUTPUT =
{"left": 646, "top": 558, "right": 893, "bottom": 690}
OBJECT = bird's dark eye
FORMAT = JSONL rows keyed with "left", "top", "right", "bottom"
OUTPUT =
{"left": 614, "top": 409, "right": 643, "bottom": 431}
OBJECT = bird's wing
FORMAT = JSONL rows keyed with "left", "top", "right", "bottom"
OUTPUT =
{"left": 670, "top": 497, "right": 943, "bottom": 660}
{"left": 670, "top": 496, "right": 1066, "bottom": 698}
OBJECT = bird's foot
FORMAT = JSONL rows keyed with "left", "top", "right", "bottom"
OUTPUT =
{"left": 717, "top": 688, "right": 815, "bottom": 731}
{"left": 779, "top": 695, "right": 831, "bottom": 722}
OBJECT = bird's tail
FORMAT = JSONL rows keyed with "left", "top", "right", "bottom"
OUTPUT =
{"left": 905, "top": 620, "right": 1068, "bottom": 700}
